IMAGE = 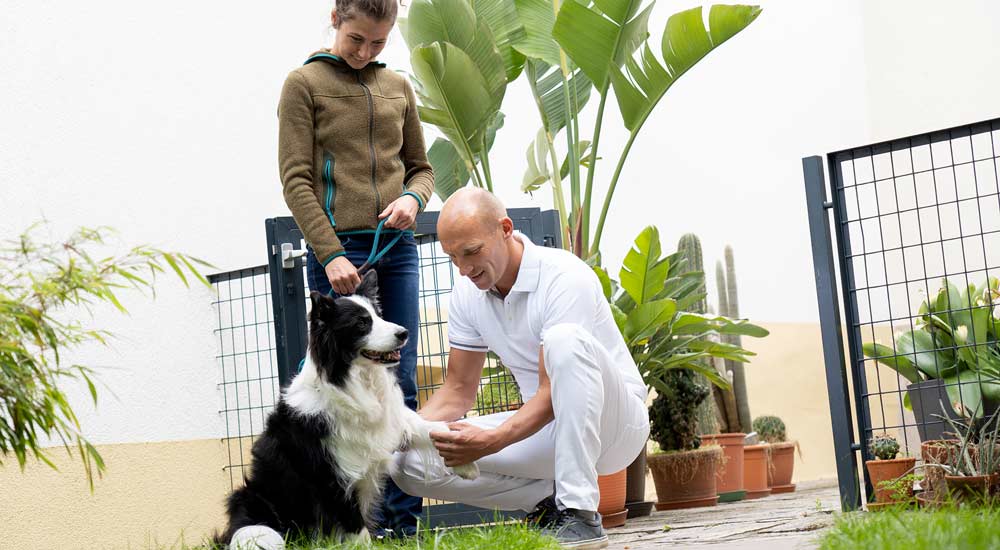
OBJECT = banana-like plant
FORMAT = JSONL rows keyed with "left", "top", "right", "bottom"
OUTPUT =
{"left": 402, "top": 0, "right": 761, "bottom": 260}
{"left": 592, "top": 226, "right": 768, "bottom": 396}
{"left": 863, "top": 277, "right": 1000, "bottom": 418}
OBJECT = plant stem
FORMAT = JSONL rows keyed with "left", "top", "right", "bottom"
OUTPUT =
{"left": 582, "top": 89, "right": 608, "bottom": 258}
{"left": 591, "top": 131, "right": 639, "bottom": 257}
{"left": 478, "top": 136, "right": 494, "bottom": 193}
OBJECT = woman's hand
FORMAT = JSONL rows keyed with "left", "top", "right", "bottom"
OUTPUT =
{"left": 324, "top": 255, "right": 361, "bottom": 296}
{"left": 378, "top": 195, "right": 420, "bottom": 229}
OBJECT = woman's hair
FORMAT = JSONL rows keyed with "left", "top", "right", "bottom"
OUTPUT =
{"left": 334, "top": 0, "right": 399, "bottom": 26}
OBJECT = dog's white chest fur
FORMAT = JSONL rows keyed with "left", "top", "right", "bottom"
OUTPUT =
{"left": 285, "top": 356, "right": 411, "bottom": 523}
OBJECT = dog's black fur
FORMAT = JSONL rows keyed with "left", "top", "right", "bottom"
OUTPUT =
{"left": 215, "top": 273, "right": 395, "bottom": 545}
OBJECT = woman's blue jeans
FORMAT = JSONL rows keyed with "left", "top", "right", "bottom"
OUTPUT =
{"left": 305, "top": 231, "right": 422, "bottom": 534}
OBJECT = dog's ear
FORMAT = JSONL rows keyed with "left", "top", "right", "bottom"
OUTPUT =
{"left": 309, "top": 290, "right": 336, "bottom": 320}
{"left": 355, "top": 270, "right": 379, "bottom": 303}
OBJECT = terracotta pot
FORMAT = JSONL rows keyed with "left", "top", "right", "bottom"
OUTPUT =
{"left": 743, "top": 444, "right": 771, "bottom": 499}
{"left": 597, "top": 468, "right": 627, "bottom": 528}
{"left": 865, "top": 457, "right": 916, "bottom": 503}
{"left": 945, "top": 473, "right": 999, "bottom": 504}
{"left": 647, "top": 446, "right": 721, "bottom": 510}
{"left": 700, "top": 433, "right": 745, "bottom": 502}
{"left": 768, "top": 441, "right": 797, "bottom": 494}
{"left": 921, "top": 439, "right": 960, "bottom": 497}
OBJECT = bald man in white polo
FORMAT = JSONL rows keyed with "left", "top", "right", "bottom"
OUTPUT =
{"left": 390, "top": 189, "right": 649, "bottom": 550}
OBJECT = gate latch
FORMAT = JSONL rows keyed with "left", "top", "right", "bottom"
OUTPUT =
{"left": 279, "top": 243, "right": 306, "bottom": 269}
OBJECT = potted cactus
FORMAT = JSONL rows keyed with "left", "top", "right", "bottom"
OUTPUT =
{"left": 865, "top": 434, "right": 917, "bottom": 506}
{"left": 753, "top": 415, "right": 797, "bottom": 494}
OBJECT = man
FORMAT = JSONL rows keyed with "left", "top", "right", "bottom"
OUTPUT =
{"left": 390, "top": 189, "right": 649, "bottom": 550}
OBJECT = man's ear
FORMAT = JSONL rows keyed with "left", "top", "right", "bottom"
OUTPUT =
{"left": 355, "top": 270, "right": 379, "bottom": 304}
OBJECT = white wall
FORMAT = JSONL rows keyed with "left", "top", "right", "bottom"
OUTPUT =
{"left": 2, "top": 0, "right": 999, "bottom": 447}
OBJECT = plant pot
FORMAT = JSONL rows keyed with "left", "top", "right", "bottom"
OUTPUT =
{"left": 945, "top": 473, "right": 999, "bottom": 504}
{"left": 647, "top": 446, "right": 721, "bottom": 510}
{"left": 908, "top": 379, "right": 1000, "bottom": 442}
{"left": 768, "top": 441, "right": 797, "bottom": 494}
{"left": 624, "top": 451, "right": 654, "bottom": 518}
{"left": 597, "top": 468, "right": 627, "bottom": 529}
{"left": 921, "top": 439, "right": 960, "bottom": 497}
{"left": 865, "top": 457, "right": 916, "bottom": 503}
{"left": 700, "top": 433, "right": 746, "bottom": 502}
{"left": 743, "top": 444, "right": 772, "bottom": 499}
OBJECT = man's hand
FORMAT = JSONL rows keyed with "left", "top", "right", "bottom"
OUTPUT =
{"left": 430, "top": 422, "right": 499, "bottom": 467}
{"left": 379, "top": 194, "right": 420, "bottom": 229}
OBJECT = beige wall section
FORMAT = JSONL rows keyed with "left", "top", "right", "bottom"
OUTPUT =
{"left": 742, "top": 322, "right": 899, "bottom": 484}
{"left": 2, "top": 439, "right": 230, "bottom": 550}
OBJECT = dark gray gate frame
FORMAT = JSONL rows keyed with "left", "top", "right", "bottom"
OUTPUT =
{"left": 803, "top": 156, "right": 863, "bottom": 512}
{"left": 265, "top": 207, "right": 562, "bottom": 527}
{"left": 803, "top": 116, "right": 1000, "bottom": 512}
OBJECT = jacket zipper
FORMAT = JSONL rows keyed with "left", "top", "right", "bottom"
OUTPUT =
{"left": 357, "top": 71, "right": 380, "bottom": 218}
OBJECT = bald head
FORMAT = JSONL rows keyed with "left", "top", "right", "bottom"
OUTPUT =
{"left": 438, "top": 188, "right": 507, "bottom": 238}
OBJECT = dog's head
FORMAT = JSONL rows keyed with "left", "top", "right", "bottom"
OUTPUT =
{"left": 308, "top": 271, "right": 408, "bottom": 386}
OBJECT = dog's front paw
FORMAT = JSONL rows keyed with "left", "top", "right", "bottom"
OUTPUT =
{"left": 451, "top": 461, "right": 480, "bottom": 480}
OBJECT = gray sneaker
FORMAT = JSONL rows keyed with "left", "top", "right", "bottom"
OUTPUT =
{"left": 540, "top": 508, "right": 609, "bottom": 549}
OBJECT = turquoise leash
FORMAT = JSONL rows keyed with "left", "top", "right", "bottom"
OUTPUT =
{"left": 358, "top": 218, "right": 405, "bottom": 274}
{"left": 325, "top": 219, "right": 405, "bottom": 298}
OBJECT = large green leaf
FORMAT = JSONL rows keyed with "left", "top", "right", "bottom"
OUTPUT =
{"left": 619, "top": 226, "right": 667, "bottom": 306}
{"left": 402, "top": 0, "right": 508, "bottom": 118}
{"left": 512, "top": 0, "right": 562, "bottom": 65}
{"left": 896, "top": 329, "right": 956, "bottom": 379}
{"left": 940, "top": 370, "right": 1000, "bottom": 419}
{"left": 471, "top": 0, "right": 527, "bottom": 81}
{"left": 624, "top": 298, "right": 677, "bottom": 344}
{"left": 427, "top": 138, "right": 470, "bottom": 200}
{"left": 522, "top": 127, "right": 551, "bottom": 193}
{"left": 862, "top": 342, "right": 922, "bottom": 384}
{"left": 610, "top": 5, "right": 761, "bottom": 131}
{"left": 552, "top": 0, "right": 650, "bottom": 89}
{"left": 411, "top": 43, "right": 496, "bottom": 156}
{"left": 529, "top": 59, "right": 593, "bottom": 134}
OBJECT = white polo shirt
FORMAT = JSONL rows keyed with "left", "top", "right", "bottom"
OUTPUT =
{"left": 447, "top": 232, "right": 647, "bottom": 402}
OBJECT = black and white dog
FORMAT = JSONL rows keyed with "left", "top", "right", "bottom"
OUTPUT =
{"left": 217, "top": 271, "right": 478, "bottom": 550}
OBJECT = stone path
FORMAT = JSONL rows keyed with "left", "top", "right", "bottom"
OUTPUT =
{"left": 605, "top": 479, "right": 841, "bottom": 550}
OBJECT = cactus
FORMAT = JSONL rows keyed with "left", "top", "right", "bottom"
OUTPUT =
{"left": 869, "top": 434, "right": 900, "bottom": 461}
{"left": 649, "top": 369, "right": 710, "bottom": 452}
{"left": 753, "top": 415, "right": 787, "bottom": 444}
{"left": 716, "top": 246, "right": 752, "bottom": 433}
{"left": 677, "top": 233, "right": 718, "bottom": 435}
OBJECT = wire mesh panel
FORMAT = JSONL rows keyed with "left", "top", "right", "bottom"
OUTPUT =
{"left": 806, "top": 117, "right": 1000, "bottom": 509}
{"left": 210, "top": 265, "right": 280, "bottom": 490}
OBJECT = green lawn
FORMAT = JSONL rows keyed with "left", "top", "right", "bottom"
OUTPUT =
{"left": 819, "top": 507, "right": 1000, "bottom": 550}
{"left": 163, "top": 522, "right": 560, "bottom": 550}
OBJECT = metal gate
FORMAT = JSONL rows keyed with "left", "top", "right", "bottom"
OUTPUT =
{"left": 213, "top": 208, "right": 561, "bottom": 527}
{"left": 804, "top": 117, "right": 1000, "bottom": 510}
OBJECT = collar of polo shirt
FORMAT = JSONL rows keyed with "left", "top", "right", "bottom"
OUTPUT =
{"left": 486, "top": 231, "right": 541, "bottom": 299}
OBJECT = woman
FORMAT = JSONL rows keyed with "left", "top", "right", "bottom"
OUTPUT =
{"left": 277, "top": 0, "right": 433, "bottom": 538}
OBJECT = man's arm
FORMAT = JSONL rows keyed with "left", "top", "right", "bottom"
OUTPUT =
{"left": 431, "top": 347, "right": 554, "bottom": 466}
{"left": 418, "top": 347, "right": 486, "bottom": 422}
{"left": 489, "top": 347, "right": 553, "bottom": 448}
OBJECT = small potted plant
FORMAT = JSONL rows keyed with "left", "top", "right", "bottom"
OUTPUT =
{"left": 939, "top": 410, "right": 1000, "bottom": 504}
{"left": 753, "top": 415, "right": 797, "bottom": 493}
{"left": 646, "top": 369, "right": 723, "bottom": 510}
{"left": 865, "top": 434, "right": 916, "bottom": 507}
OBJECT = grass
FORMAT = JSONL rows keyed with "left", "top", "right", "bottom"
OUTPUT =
{"left": 151, "top": 521, "right": 561, "bottom": 550}
{"left": 819, "top": 506, "right": 1000, "bottom": 550}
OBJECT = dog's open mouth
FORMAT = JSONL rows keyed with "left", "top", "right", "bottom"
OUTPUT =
{"left": 361, "top": 349, "right": 402, "bottom": 364}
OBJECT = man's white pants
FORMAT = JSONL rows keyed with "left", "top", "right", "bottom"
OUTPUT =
{"left": 391, "top": 323, "right": 650, "bottom": 512}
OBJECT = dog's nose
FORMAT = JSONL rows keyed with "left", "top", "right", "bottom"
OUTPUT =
{"left": 395, "top": 328, "right": 409, "bottom": 342}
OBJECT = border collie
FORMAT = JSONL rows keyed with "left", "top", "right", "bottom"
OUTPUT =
{"left": 216, "top": 271, "right": 478, "bottom": 550}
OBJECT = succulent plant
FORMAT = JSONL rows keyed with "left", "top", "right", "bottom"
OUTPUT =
{"left": 752, "top": 415, "right": 787, "bottom": 444}
{"left": 869, "top": 434, "right": 901, "bottom": 461}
